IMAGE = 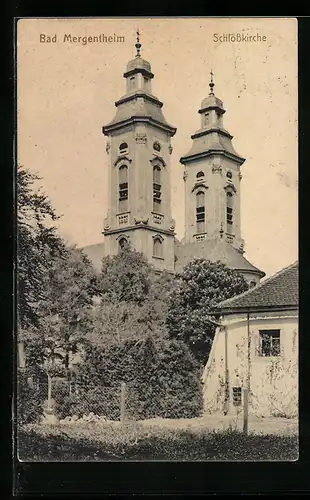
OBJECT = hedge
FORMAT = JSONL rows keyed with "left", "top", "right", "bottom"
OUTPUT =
{"left": 18, "top": 423, "right": 298, "bottom": 462}
{"left": 69, "top": 336, "right": 204, "bottom": 420}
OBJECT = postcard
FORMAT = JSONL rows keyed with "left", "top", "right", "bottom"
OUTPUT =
{"left": 16, "top": 17, "right": 298, "bottom": 463}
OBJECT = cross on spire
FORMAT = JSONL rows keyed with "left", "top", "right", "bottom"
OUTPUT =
{"left": 135, "top": 29, "right": 141, "bottom": 57}
{"left": 209, "top": 69, "right": 215, "bottom": 95}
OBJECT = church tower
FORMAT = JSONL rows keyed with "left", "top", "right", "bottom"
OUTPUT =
{"left": 177, "top": 72, "right": 265, "bottom": 285}
{"left": 180, "top": 72, "right": 245, "bottom": 249}
{"left": 102, "top": 32, "right": 177, "bottom": 272}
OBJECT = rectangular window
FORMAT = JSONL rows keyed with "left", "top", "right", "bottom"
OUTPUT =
{"left": 196, "top": 206, "right": 205, "bottom": 233}
{"left": 119, "top": 182, "right": 128, "bottom": 212}
{"left": 259, "top": 330, "right": 281, "bottom": 357}
{"left": 232, "top": 387, "right": 242, "bottom": 406}
{"left": 153, "top": 183, "right": 162, "bottom": 212}
{"left": 226, "top": 207, "right": 233, "bottom": 224}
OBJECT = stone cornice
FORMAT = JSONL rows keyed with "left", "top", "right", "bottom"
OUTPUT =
{"left": 198, "top": 105, "right": 226, "bottom": 116}
{"left": 224, "top": 183, "right": 237, "bottom": 194}
{"left": 191, "top": 182, "right": 209, "bottom": 193}
{"left": 103, "top": 116, "right": 177, "bottom": 137}
{"left": 115, "top": 92, "right": 163, "bottom": 108}
{"left": 103, "top": 224, "right": 175, "bottom": 237}
{"left": 150, "top": 156, "right": 167, "bottom": 168}
{"left": 191, "top": 127, "right": 233, "bottom": 141}
{"left": 113, "top": 155, "right": 132, "bottom": 167}
{"left": 123, "top": 67, "right": 154, "bottom": 79}
{"left": 180, "top": 149, "right": 245, "bottom": 166}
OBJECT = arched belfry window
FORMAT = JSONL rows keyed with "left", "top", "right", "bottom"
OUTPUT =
{"left": 153, "top": 236, "right": 163, "bottom": 258}
{"left": 118, "top": 237, "right": 129, "bottom": 252}
{"left": 226, "top": 191, "right": 234, "bottom": 233}
{"left": 119, "top": 165, "right": 128, "bottom": 213}
{"left": 196, "top": 190, "right": 205, "bottom": 234}
{"left": 153, "top": 165, "right": 162, "bottom": 212}
{"left": 196, "top": 171, "right": 205, "bottom": 180}
{"left": 119, "top": 142, "right": 128, "bottom": 155}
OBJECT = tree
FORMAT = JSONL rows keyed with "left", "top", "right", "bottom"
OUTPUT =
{"left": 87, "top": 248, "right": 173, "bottom": 348}
{"left": 17, "top": 165, "right": 67, "bottom": 329}
{"left": 17, "top": 165, "right": 98, "bottom": 377}
{"left": 166, "top": 259, "right": 249, "bottom": 365}
{"left": 98, "top": 247, "right": 154, "bottom": 304}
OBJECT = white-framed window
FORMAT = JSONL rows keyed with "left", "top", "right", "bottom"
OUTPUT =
{"left": 259, "top": 329, "right": 281, "bottom": 357}
{"left": 153, "top": 141, "right": 161, "bottom": 153}
{"left": 226, "top": 191, "right": 233, "bottom": 233}
{"left": 196, "top": 190, "right": 205, "bottom": 233}
{"left": 119, "top": 165, "right": 128, "bottom": 213}
{"left": 232, "top": 387, "right": 242, "bottom": 406}
{"left": 196, "top": 171, "right": 205, "bottom": 180}
{"left": 119, "top": 142, "right": 128, "bottom": 155}
{"left": 118, "top": 237, "right": 129, "bottom": 252}
{"left": 153, "top": 236, "right": 163, "bottom": 258}
{"left": 153, "top": 165, "right": 162, "bottom": 212}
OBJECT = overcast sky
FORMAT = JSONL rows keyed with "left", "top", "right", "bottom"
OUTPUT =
{"left": 17, "top": 17, "right": 298, "bottom": 278}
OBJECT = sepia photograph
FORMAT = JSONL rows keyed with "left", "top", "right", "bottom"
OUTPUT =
{"left": 16, "top": 17, "right": 298, "bottom": 462}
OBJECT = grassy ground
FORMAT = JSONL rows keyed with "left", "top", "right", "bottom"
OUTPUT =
{"left": 17, "top": 419, "right": 298, "bottom": 462}
{"left": 136, "top": 413, "right": 298, "bottom": 436}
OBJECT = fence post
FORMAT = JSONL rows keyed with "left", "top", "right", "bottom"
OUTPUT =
{"left": 120, "top": 382, "right": 126, "bottom": 422}
{"left": 47, "top": 373, "right": 52, "bottom": 411}
{"left": 243, "top": 387, "right": 248, "bottom": 435}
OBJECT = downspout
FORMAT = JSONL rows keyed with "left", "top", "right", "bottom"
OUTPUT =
{"left": 246, "top": 312, "right": 251, "bottom": 397}
{"left": 223, "top": 324, "right": 229, "bottom": 415}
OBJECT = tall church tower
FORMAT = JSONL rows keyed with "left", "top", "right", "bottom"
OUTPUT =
{"left": 102, "top": 33, "right": 177, "bottom": 272}
{"left": 180, "top": 72, "right": 245, "bottom": 250}
{"left": 177, "top": 72, "right": 265, "bottom": 285}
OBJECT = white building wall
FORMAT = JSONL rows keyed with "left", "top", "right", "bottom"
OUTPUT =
{"left": 202, "top": 310, "right": 298, "bottom": 418}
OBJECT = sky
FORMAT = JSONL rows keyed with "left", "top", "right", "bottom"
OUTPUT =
{"left": 17, "top": 17, "right": 298, "bottom": 278}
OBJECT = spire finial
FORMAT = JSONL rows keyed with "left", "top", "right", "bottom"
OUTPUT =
{"left": 209, "top": 69, "right": 215, "bottom": 95}
{"left": 135, "top": 29, "right": 141, "bottom": 57}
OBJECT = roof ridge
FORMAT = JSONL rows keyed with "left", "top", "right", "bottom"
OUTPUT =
{"left": 216, "top": 260, "right": 298, "bottom": 308}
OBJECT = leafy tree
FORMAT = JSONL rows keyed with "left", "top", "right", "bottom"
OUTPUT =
{"left": 17, "top": 165, "right": 66, "bottom": 328}
{"left": 17, "top": 165, "right": 98, "bottom": 377}
{"left": 87, "top": 248, "right": 173, "bottom": 348}
{"left": 166, "top": 259, "right": 249, "bottom": 365}
{"left": 98, "top": 247, "right": 154, "bottom": 304}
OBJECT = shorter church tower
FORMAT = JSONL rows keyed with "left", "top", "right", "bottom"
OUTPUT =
{"left": 176, "top": 72, "right": 265, "bottom": 285}
{"left": 102, "top": 32, "right": 177, "bottom": 272}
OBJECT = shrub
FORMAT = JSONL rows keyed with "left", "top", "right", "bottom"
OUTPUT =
{"left": 16, "top": 370, "right": 44, "bottom": 425}
{"left": 54, "top": 386, "right": 120, "bottom": 420}
{"left": 72, "top": 336, "right": 203, "bottom": 420}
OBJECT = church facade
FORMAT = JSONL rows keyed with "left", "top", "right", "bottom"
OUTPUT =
{"left": 83, "top": 36, "right": 265, "bottom": 285}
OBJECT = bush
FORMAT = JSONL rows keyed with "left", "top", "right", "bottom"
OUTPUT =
{"left": 17, "top": 370, "right": 44, "bottom": 425}
{"left": 18, "top": 423, "right": 298, "bottom": 461}
{"left": 55, "top": 386, "right": 120, "bottom": 420}
{"left": 73, "top": 336, "right": 203, "bottom": 420}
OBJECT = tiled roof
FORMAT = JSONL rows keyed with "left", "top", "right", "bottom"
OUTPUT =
{"left": 81, "top": 242, "right": 105, "bottom": 272}
{"left": 215, "top": 261, "right": 298, "bottom": 313}
{"left": 175, "top": 238, "right": 264, "bottom": 277}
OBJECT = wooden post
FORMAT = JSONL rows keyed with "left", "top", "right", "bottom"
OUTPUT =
{"left": 120, "top": 382, "right": 126, "bottom": 422}
{"left": 18, "top": 341, "right": 26, "bottom": 369}
{"left": 243, "top": 387, "right": 248, "bottom": 435}
{"left": 47, "top": 373, "right": 52, "bottom": 411}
